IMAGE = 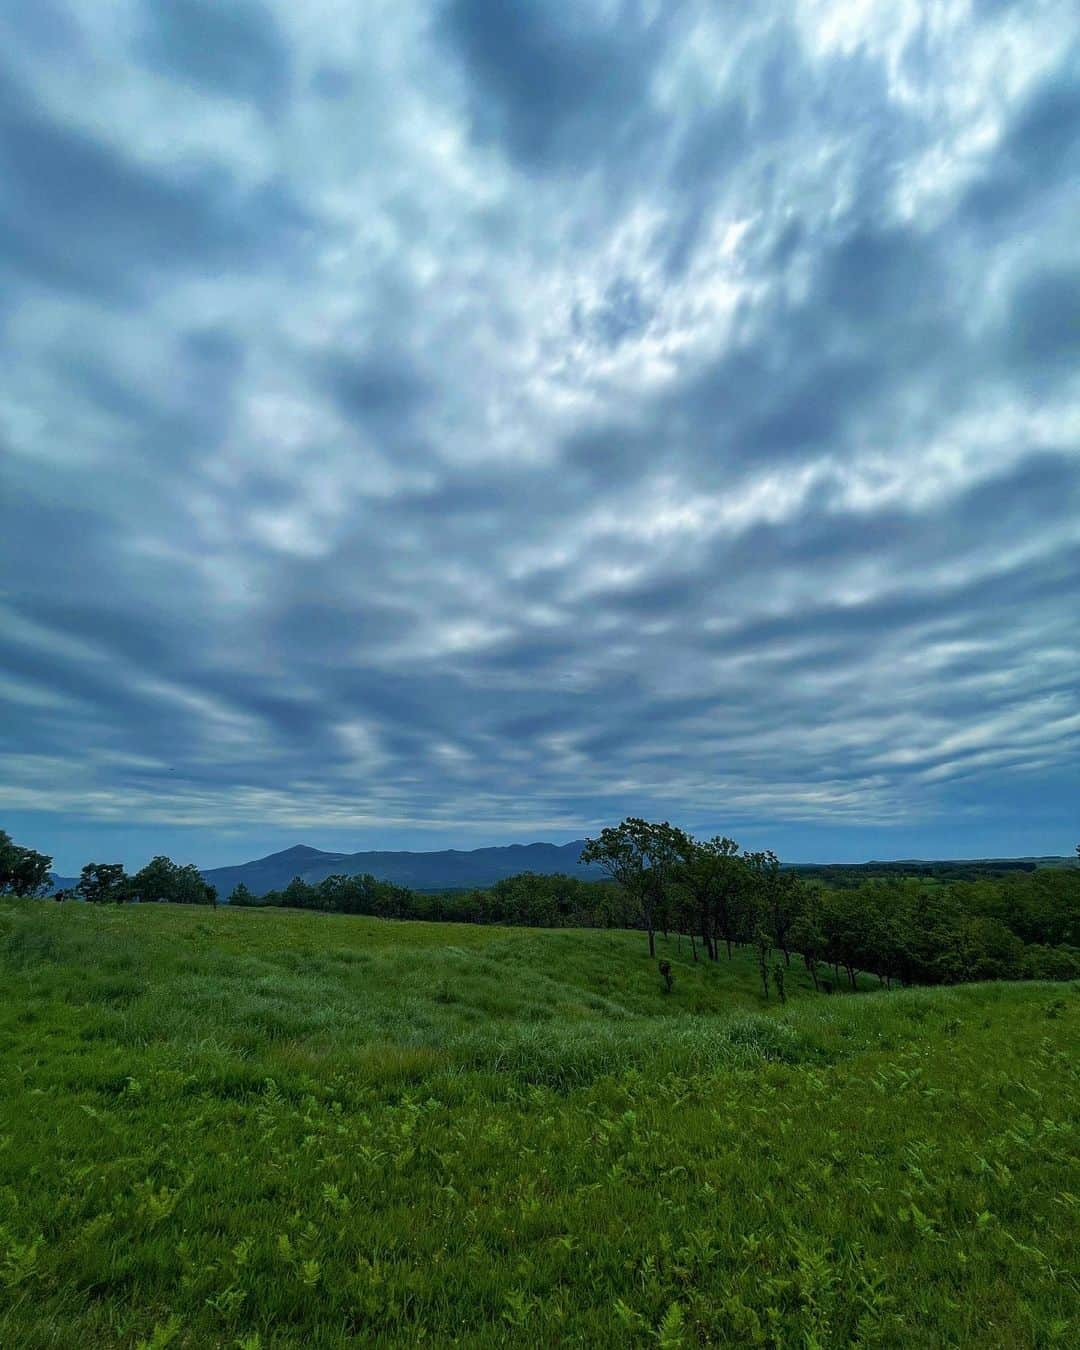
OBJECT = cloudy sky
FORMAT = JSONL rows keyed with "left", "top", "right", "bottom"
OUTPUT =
{"left": 2, "top": 1, "right": 1078, "bottom": 873}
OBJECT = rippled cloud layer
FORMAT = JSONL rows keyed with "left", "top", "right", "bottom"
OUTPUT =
{"left": 2, "top": 1, "right": 1078, "bottom": 869}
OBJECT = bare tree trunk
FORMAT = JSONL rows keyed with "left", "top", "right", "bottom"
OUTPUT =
{"left": 648, "top": 928, "right": 656, "bottom": 958}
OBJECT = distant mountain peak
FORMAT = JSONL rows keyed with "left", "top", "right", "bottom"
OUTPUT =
{"left": 202, "top": 838, "right": 596, "bottom": 897}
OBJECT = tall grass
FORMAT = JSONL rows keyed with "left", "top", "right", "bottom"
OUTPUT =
{"left": 0, "top": 900, "right": 1076, "bottom": 1346}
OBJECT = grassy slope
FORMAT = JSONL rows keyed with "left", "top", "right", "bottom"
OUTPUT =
{"left": 0, "top": 902, "right": 1076, "bottom": 1348}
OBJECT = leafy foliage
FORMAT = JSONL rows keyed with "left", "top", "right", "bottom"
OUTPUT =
{"left": 0, "top": 829, "right": 52, "bottom": 897}
{"left": 75, "top": 861, "right": 130, "bottom": 904}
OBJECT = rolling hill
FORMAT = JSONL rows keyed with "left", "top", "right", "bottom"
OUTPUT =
{"left": 1, "top": 898, "right": 1075, "bottom": 1345}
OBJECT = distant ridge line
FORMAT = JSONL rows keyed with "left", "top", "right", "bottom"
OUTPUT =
{"left": 46, "top": 846, "right": 1076, "bottom": 898}
{"left": 198, "top": 839, "right": 601, "bottom": 897}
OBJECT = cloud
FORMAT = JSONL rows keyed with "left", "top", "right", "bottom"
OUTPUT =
{"left": 441, "top": 0, "right": 674, "bottom": 171}
{"left": 2, "top": 0, "right": 1078, "bottom": 870}
{"left": 0, "top": 80, "right": 310, "bottom": 307}
{"left": 962, "top": 54, "right": 1080, "bottom": 225}
{"left": 138, "top": 0, "right": 292, "bottom": 119}
{"left": 1006, "top": 267, "right": 1080, "bottom": 378}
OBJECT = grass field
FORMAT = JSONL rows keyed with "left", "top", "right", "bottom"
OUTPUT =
{"left": 1, "top": 900, "right": 1077, "bottom": 1347}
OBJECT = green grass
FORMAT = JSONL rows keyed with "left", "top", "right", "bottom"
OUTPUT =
{"left": 0, "top": 901, "right": 1077, "bottom": 1347}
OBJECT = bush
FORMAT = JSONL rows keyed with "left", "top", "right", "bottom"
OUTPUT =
{"left": 1019, "top": 944, "right": 1080, "bottom": 981}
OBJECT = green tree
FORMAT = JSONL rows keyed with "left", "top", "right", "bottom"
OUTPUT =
{"left": 171, "top": 863, "right": 215, "bottom": 905}
{"left": 0, "top": 829, "right": 53, "bottom": 897}
{"left": 282, "top": 875, "right": 316, "bottom": 909}
{"left": 131, "top": 855, "right": 180, "bottom": 903}
{"left": 130, "top": 856, "right": 215, "bottom": 905}
{"left": 755, "top": 927, "right": 772, "bottom": 998}
{"left": 76, "top": 862, "right": 129, "bottom": 904}
{"left": 672, "top": 835, "right": 725, "bottom": 960}
{"left": 581, "top": 818, "right": 688, "bottom": 957}
{"left": 820, "top": 887, "right": 872, "bottom": 988}
{"left": 709, "top": 838, "right": 750, "bottom": 959}
{"left": 228, "top": 881, "right": 257, "bottom": 906}
{"left": 790, "top": 890, "right": 826, "bottom": 990}
{"left": 671, "top": 839, "right": 711, "bottom": 959}
{"left": 760, "top": 857, "right": 805, "bottom": 967}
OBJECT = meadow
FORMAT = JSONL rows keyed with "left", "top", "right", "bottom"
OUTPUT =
{"left": 0, "top": 899, "right": 1077, "bottom": 1347}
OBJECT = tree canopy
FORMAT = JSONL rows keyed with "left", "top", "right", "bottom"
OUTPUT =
{"left": 0, "top": 829, "right": 52, "bottom": 897}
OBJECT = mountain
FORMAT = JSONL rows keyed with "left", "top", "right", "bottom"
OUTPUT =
{"left": 46, "top": 848, "right": 1076, "bottom": 899}
{"left": 202, "top": 840, "right": 601, "bottom": 897}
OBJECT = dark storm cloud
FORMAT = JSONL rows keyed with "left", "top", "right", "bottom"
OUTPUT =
{"left": 2, "top": 0, "right": 1078, "bottom": 867}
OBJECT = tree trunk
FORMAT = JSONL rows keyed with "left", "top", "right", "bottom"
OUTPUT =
{"left": 648, "top": 928, "right": 656, "bottom": 958}
{"left": 690, "top": 933, "right": 698, "bottom": 962}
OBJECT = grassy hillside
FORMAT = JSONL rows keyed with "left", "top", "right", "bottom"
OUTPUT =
{"left": 0, "top": 902, "right": 1076, "bottom": 1347}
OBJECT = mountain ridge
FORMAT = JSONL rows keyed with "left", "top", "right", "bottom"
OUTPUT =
{"left": 200, "top": 839, "right": 601, "bottom": 896}
{"left": 46, "top": 847, "right": 1078, "bottom": 898}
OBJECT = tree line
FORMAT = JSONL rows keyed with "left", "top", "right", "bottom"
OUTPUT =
{"left": 4, "top": 822, "right": 1078, "bottom": 990}
{"left": 227, "top": 869, "right": 627, "bottom": 928}
{"left": 1, "top": 832, "right": 218, "bottom": 905}
{"left": 225, "top": 818, "right": 1079, "bottom": 989}
{"left": 580, "top": 819, "right": 1080, "bottom": 991}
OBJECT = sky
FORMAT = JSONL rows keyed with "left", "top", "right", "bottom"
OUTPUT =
{"left": 1, "top": 1, "right": 1078, "bottom": 875}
